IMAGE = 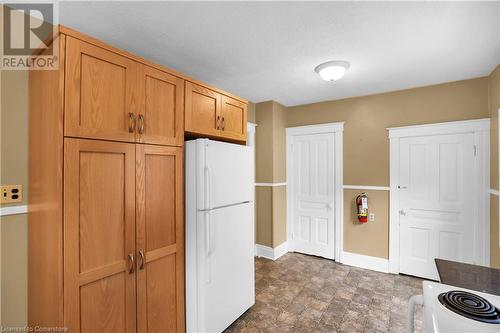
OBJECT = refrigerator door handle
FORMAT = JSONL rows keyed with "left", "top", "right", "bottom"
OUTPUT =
{"left": 204, "top": 166, "right": 211, "bottom": 209}
{"left": 205, "top": 211, "right": 212, "bottom": 257}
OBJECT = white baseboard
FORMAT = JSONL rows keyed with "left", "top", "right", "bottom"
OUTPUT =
{"left": 341, "top": 251, "right": 389, "bottom": 273}
{"left": 255, "top": 242, "right": 288, "bottom": 261}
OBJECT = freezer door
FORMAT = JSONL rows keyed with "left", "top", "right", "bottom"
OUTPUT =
{"left": 195, "top": 203, "right": 255, "bottom": 333}
{"left": 194, "top": 139, "right": 253, "bottom": 210}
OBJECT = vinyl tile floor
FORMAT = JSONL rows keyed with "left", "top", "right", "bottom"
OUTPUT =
{"left": 225, "top": 252, "right": 424, "bottom": 333}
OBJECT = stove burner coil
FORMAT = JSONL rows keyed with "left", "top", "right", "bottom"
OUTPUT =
{"left": 438, "top": 290, "right": 500, "bottom": 324}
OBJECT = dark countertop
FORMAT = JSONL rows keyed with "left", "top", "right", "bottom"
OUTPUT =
{"left": 435, "top": 259, "right": 500, "bottom": 296}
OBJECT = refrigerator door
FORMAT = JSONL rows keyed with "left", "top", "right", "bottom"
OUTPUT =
{"left": 192, "top": 139, "right": 253, "bottom": 210}
{"left": 194, "top": 203, "right": 255, "bottom": 333}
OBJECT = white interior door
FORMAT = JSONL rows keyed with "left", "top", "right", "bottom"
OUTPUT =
{"left": 290, "top": 133, "right": 335, "bottom": 259}
{"left": 399, "top": 133, "right": 475, "bottom": 280}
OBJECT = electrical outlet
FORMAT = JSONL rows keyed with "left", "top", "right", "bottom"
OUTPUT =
{"left": 369, "top": 213, "right": 375, "bottom": 222}
{"left": 1, "top": 185, "right": 23, "bottom": 204}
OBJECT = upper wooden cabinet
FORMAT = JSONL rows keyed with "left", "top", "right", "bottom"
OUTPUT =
{"left": 65, "top": 36, "right": 139, "bottom": 143}
{"left": 137, "top": 66, "right": 184, "bottom": 146}
{"left": 185, "top": 81, "right": 222, "bottom": 137}
{"left": 221, "top": 95, "right": 247, "bottom": 142}
{"left": 65, "top": 36, "right": 184, "bottom": 146}
{"left": 185, "top": 81, "right": 247, "bottom": 142}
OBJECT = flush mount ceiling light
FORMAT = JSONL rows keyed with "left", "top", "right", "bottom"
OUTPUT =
{"left": 314, "top": 60, "right": 350, "bottom": 82}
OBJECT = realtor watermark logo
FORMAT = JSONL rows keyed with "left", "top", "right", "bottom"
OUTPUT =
{"left": 2, "top": 2, "right": 59, "bottom": 70}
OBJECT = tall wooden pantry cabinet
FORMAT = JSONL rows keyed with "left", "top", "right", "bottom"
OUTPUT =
{"left": 29, "top": 26, "right": 185, "bottom": 332}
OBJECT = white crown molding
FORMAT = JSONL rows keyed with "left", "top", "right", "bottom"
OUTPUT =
{"left": 255, "top": 182, "right": 287, "bottom": 187}
{"left": 255, "top": 242, "right": 288, "bottom": 261}
{"left": 343, "top": 185, "right": 390, "bottom": 191}
{"left": 387, "top": 118, "right": 490, "bottom": 138}
{"left": 0, "top": 205, "right": 28, "bottom": 217}
{"left": 340, "top": 251, "right": 389, "bottom": 273}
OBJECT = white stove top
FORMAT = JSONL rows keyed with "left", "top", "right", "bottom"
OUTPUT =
{"left": 422, "top": 281, "right": 500, "bottom": 333}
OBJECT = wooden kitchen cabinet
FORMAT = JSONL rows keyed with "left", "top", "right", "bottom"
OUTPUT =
{"left": 138, "top": 66, "right": 184, "bottom": 146}
{"left": 63, "top": 138, "right": 137, "bottom": 332}
{"left": 65, "top": 36, "right": 139, "bottom": 143}
{"left": 221, "top": 95, "right": 247, "bottom": 142}
{"left": 30, "top": 24, "right": 247, "bottom": 331}
{"left": 185, "top": 81, "right": 222, "bottom": 137}
{"left": 185, "top": 81, "right": 248, "bottom": 143}
{"left": 136, "top": 145, "right": 185, "bottom": 332}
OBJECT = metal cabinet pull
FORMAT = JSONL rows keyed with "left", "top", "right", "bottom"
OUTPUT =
{"left": 221, "top": 117, "right": 225, "bottom": 131}
{"left": 139, "top": 249, "right": 145, "bottom": 270}
{"left": 128, "top": 253, "right": 135, "bottom": 274}
{"left": 128, "top": 113, "right": 136, "bottom": 133}
{"left": 138, "top": 114, "right": 145, "bottom": 134}
{"left": 216, "top": 115, "right": 221, "bottom": 130}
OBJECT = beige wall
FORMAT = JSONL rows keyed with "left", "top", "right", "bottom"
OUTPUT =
{"left": 287, "top": 78, "right": 489, "bottom": 259}
{"left": 343, "top": 190, "right": 389, "bottom": 258}
{"left": 489, "top": 64, "right": 500, "bottom": 268}
{"left": 1, "top": 70, "right": 29, "bottom": 325}
{"left": 255, "top": 101, "right": 287, "bottom": 247}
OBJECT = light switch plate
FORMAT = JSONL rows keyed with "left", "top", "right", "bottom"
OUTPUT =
{"left": 369, "top": 213, "right": 375, "bottom": 222}
{"left": 1, "top": 185, "right": 23, "bottom": 203}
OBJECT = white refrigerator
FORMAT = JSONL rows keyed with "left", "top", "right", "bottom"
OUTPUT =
{"left": 186, "top": 139, "right": 255, "bottom": 333}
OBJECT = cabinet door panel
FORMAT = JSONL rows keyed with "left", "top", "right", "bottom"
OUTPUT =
{"left": 65, "top": 37, "right": 138, "bottom": 142}
{"left": 221, "top": 95, "right": 247, "bottom": 141}
{"left": 185, "top": 81, "right": 221, "bottom": 137}
{"left": 64, "top": 138, "right": 136, "bottom": 332}
{"left": 136, "top": 145, "right": 184, "bottom": 333}
{"left": 139, "top": 66, "right": 184, "bottom": 146}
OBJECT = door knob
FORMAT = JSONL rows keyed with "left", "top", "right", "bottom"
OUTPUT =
{"left": 399, "top": 210, "right": 408, "bottom": 216}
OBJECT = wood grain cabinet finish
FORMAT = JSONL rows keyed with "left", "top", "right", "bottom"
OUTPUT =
{"left": 136, "top": 145, "right": 185, "bottom": 333}
{"left": 185, "top": 81, "right": 222, "bottom": 137}
{"left": 65, "top": 36, "right": 139, "bottom": 143}
{"left": 221, "top": 95, "right": 247, "bottom": 142}
{"left": 63, "top": 138, "right": 137, "bottom": 332}
{"left": 185, "top": 81, "right": 247, "bottom": 142}
{"left": 137, "top": 66, "right": 184, "bottom": 146}
{"left": 30, "top": 25, "right": 247, "bottom": 332}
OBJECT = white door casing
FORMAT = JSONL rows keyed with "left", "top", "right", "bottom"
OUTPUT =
{"left": 389, "top": 119, "right": 490, "bottom": 276}
{"left": 286, "top": 123, "right": 344, "bottom": 261}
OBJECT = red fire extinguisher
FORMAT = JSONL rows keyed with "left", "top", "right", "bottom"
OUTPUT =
{"left": 356, "top": 193, "right": 368, "bottom": 223}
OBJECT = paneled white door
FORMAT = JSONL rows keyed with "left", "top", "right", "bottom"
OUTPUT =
{"left": 290, "top": 133, "right": 335, "bottom": 259}
{"left": 399, "top": 133, "right": 475, "bottom": 280}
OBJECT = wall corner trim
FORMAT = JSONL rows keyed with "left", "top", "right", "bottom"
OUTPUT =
{"left": 0, "top": 205, "right": 28, "bottom": 217}
{"left": 255, "top": 242, "right": 288, "bottom": 261}
{"left": 340, "top": 251, "right": 389, "bottom": 273}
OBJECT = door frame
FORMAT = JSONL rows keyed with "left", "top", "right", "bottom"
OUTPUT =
{"left": 286, "top": 122, "right": 344, "bottom": 261}
{"left": 388, "top": 118, "right": 490, "bottom": 274}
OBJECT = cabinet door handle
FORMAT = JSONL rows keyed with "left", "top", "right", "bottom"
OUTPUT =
{"left": 138, "top": 114, "right": 145, "bottom": 134}
{"left": 221, "top": 117, "right": 225, "bottom": 131}
{"left": 128, "top": 113, "right": 136, "bottom": 133}
{"left": 216, "top": 115, "right": 221, "bottom": 130}
{"left": 128, "top": 253, "right": 135, "bottom": 274}
{"left": 138, "top": 249, "right": 145, "bottom": 270}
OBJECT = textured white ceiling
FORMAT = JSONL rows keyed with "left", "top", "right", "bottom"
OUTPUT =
{"left": 60, "top": 1, "right": 500, "bottom": 106}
